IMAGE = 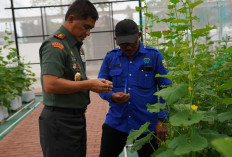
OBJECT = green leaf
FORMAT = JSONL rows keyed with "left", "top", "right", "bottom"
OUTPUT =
{"left": 183, "top": 58, "right": 195, "bottom": 64}
{"left": 168, "top": 5, "right": 174, "bottom": 10}
{"left": 173, "top": 104, "right": 190, "bottom": 111}
{"left": 175, "top": 25, "right": 189, "bottom": 32}
{"left": 222, "top": 98, "right": 232, "bottom": 105}
{"left": 169, "top": 135, "right": 187, "bottom": 149}
{"left": 14, "top": 82, "right": 24, "bottom": 88}
{"left": 130, "top": 133, "right": 153, "bottom": 153}
{"left": 155, "top": 74, "right": 172, "bottom": 80}
{"left": 149, "top": 31, "right": 162, "bottom": 38}
{"left": 167, "top": 46, "right": 180, "bottom": 52}
{"left": 212, "top": 137, "right": 232, "bottom": 157}
{"left": 170, "top": 111, "right": 204, "bottom": 126}
{"left": 177, "top": 7, "right": 187, "bottom": 13}
{"left": 178, "top": 135, "right": 207, "bottom": 155}
{"left": 170, "top": 0, "right": 179, "bottom": 4}
{"left": 156, "top": 149, "right": 177, "bottom": 157}
{"left": 151, "top": 146, "right": 167, "bottom": 157}
{"left": 218, "top": 111, "right": 232, "bottom": 122}
{"left": 199, "top": 129, "right": 227, "bottom": 147}
{"left": 173, "top": 19, "right": 189, "bottom": 24}
{"left": 169, "top": 134, "right": 207, "bottom": 155}
{"left": 195, "top": 83, "right": 219, "bottom": 98}
{"left": 160, "top": 18, "right": 174, "bottom": 23}
{"left": 147, "top": 103, "right": 166, "bottom": 113}
{"left": 144, "top": 13, "right": 154, "bottom": 18}
{"left": 154, "top": 83, "right": 188, "bottom": 105}
{"left": 219, "top": 79, "right": 232, "bottom": 89}
{"left": 136, "top": 7, "right": 143, "bottom": 12}
{"left": 200, "top": 110, "right": 217, "bottom": 122}
{"left": 127, "top": 122, "right": 150, "bottom": 143}
{"left": 188, "top": 0, "right": 204, "bottom": 9}
{"left": 223, "top": 46, "right": 232, "bottom": 53}
{"left": 4, "top": 36, "right": 9, "bottom": 41}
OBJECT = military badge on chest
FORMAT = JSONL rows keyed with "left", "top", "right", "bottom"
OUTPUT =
{"left": 70, "top": 50, "right": 77, "bottom": 62}
{"left": 71, "top": 51, "right": 81, "bottom": 70}
{"left": 80, "top": 48, "right": 86, "bottom": 63}
{"left": 73, "top": 63, "right": 77, "bottom": 69}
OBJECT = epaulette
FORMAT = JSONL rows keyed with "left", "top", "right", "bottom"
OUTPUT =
{"left": 54, "top": 33, "right": 66, "bottom": 39}
{"left": 107, "top": 47, "right": 119, "bottom": 54}
{"left": 143, "top": 45, "right": 159, "bottom": 52}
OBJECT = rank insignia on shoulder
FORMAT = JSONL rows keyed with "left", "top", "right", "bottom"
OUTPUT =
{"left": 162, "top": 59, "right": 168, "bottom": 69}
{"left": 52, "top": 42, "right": 64, "bottom": 50}
{"left": 54, "top": 33, "right": 66, "bottom": 39}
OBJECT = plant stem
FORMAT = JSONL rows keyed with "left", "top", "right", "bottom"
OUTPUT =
{"left": 150, "top": 131, "right": 163, "bottom": 144}
{"left": 149, "top": 141, "right": 156, "bottom": 152}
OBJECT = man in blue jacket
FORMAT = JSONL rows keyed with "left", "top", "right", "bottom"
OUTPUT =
{"left": 98, "top": 19, "right": 172, "bottom": 157}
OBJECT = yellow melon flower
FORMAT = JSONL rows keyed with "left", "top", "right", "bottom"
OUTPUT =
{"left": 191, "top": 105, "right": 198, "bottom": 110}
{"left": 188, "top": 86, "right": 193, "bottom": 91}
{"left": 193, "top": 65, "right": 196, "bottom": 68}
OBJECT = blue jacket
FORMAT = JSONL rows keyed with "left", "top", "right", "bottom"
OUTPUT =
{"left": 98, "top": 42, "right": 172, "bottom": 133}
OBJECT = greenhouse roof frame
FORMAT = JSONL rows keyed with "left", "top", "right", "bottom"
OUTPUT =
{"left": 6, "top": 0, "right": 143, "bottom": 61}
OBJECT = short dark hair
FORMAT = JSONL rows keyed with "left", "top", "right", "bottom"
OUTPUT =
{"left": 65, "top": 0, "right": 99, "bottom": 21}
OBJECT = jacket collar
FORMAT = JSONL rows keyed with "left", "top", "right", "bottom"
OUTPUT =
{"left": 117, "top": 41, "right": 147, "bottom": 57}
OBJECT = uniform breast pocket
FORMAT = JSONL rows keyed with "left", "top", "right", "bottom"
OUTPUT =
{"left": 136, "top": 70, "right": 154, "bottom": 88}
{"left": 109, "top": 68, "right": 123, "bottom": 87}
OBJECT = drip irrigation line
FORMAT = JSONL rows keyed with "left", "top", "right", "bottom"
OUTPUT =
{"left": 0, "top": 102, "right": 40, "bottom": 138}
{"left": 6, "top": 100, "right": 35, "bottom": 121}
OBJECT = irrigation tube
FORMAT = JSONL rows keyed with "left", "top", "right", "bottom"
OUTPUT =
{"left": 0, "top": 102, "right": 41, "bottom": 138}
{"left": 6, "top": 100, "right": 35, "bottom": 121}
{"left": 124, "top": 146, "right": 128, "bottom": 157}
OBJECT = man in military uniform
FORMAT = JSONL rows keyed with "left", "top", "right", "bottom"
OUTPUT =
{"left": 98, "top": 19, "right": 172, "bottom": 157}
{"left": 39, "top": 1, "right": 113, "bottom": 157}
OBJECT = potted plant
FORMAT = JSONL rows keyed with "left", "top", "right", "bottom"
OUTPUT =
{"left": 0, "top": 29, "right": 36, "bottom": 113}
{"left": 21, "top": 63, "right": 37, "bottom": 103}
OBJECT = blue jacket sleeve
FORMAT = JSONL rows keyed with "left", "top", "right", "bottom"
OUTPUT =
{"left": 155, "top": 51, "right": 172, "bottom": 118}
{"left": 98, "top": 54, "right": 115, "bottom": 103}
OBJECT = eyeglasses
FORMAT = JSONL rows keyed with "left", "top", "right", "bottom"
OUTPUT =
{"left": 119, "top": 35, "right": 139, "bottom": 48}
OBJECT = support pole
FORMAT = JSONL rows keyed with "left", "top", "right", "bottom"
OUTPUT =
{"left": 10, "top": 0, "right": 20, "bottom": 59}
{"left": 139, "top": 0, "right": 143, "bottom": 42}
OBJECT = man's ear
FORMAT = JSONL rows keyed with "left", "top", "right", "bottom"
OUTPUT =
{"left": 66, "top": 14, "right": 76, "bottom": 23}
{"left": 138, "top": 32, "right": 141, "bottom": 38}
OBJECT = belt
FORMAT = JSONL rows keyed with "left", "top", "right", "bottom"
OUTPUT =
{"left": 44, "top": 105, "right": 86, "bottom": 115}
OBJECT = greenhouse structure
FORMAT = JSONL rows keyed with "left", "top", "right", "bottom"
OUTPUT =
{"left": 0, "top": 0, "right": 231, "bottom": 157}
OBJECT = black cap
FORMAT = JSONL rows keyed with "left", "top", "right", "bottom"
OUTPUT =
{"left": 115, "top": 19, "right": 139, "bottom": 45}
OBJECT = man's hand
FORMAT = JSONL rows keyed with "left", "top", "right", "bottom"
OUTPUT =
{"left": 89, "top": 79, "right": 113, "bottom": 93}
{"left": 111, "top": 92, "right": 130, "bottom": 104}
{"left": 155, "top": 120, "right": 168, "bottom": 143}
